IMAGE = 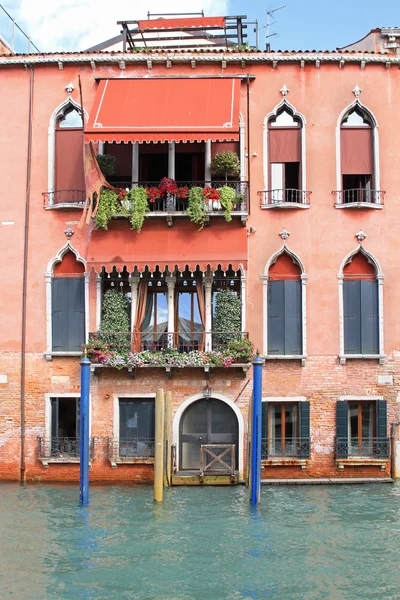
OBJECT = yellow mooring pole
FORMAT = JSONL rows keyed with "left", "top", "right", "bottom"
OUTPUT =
{"left": 164, "top": 391, "right": 173, "bottom": 487}
{"left": 154, "top": 388, "right": 165, "bottom": 502}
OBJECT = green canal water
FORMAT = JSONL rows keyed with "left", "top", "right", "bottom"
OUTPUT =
{"left": 1, "top": 483, "right": 400, "bottom": 600}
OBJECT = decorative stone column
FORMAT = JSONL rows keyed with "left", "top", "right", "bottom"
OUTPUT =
{"left": 84, "top": 272, "right": 90, "bottom": 343}
{"left": 132, "top": 142, "right": 139, "bottom": 184}
{"left": 205, "top": 140, "right": 212, "bottom": 183}
{"left": 166, "top": 275, "right": 176, "bottom": 347}
{"left": 204, "top": 274, "right": 213, "bottom": 351}
{"left": 45, "top": 272, "right": 53, "bottom": 359}
{"left": 129, "top": 275, "right": 140, "bottom": 333}
{"left": 95, "top": 273, "right": 102, "bottom": 330}
{"left": 168, "top": 142, "right": 175, "bottom": 180}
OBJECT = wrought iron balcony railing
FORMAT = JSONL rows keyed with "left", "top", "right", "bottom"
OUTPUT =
{"left": 88, "top": 330, "right": 249, "bottom": 356}
{"left": 261, "top": 437, "right": 311, "bottom": 460}
{"left": 335, "top": 437, "right": 390, "bottom": 459}
{"left": 259, "top": 189, "right": 311, "bottom": 207}
{"left": 108, "top": 438, "right": 155, "bottom": 459}
{"left": 333, "top": 189, "right": 385, "bottom": 206}
{"left": 112, "top": 180, "right": 248, "bottom": 213}
{"left": 38, "top": 437, "right": 95, "bottom": 459}
{"left": 43, "top": 189, "right": 86, "bottom": 206}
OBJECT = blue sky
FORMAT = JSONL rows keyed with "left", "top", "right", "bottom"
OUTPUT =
{"left": 2, "top": 0, "right": 400, "bottom": 52}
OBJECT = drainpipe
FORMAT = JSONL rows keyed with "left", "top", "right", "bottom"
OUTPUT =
{"left": 390, "top": 421, "right": 400, "bottom": 480}
{"left": 20, "top": 65, "right": 34, "bottom": 483}
{"left": 246, "top": 75, "right": 251, "bottom": 215}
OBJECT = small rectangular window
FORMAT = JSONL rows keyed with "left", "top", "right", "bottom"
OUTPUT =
{"left": 50, "top": 397, "right": 80, "bottom": 457}
{"left": 262, "top": 401, "right": 310, "bottom": 459}
{"left": 336, "top": 400, "right": 389, "bottom": 459}
{"left": 119, "top": 398, "right": 155, "bottom": 457}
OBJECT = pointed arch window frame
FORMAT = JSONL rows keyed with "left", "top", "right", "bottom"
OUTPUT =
{"left": 338, "top": 245, "right": 385, "bottom": 364}
{"left": 262, "top": 98, "right": 308, "bottom": 208}
{"left": 335, "top": 99, "right": 383, "bottom": 207}
{"left": 47, "top": 98, "right": 88, "bottom": 207}
{"left": 44, "top": 242, "right": 89, "bottom": 360}
{"left": 260, "top": 245, "right": 308, "bottom": 365}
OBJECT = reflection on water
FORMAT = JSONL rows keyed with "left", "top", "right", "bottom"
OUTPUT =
{"left": 1, "top": 483, "right": 400, "bottom": 599}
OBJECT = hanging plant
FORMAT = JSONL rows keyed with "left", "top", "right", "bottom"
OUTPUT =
{"left": 96, "top": 154, "right": 117, "bottom": 177}
{"left": 186, "top": 186, "right": 207, "bottom": 229}
{"left": 127, "top": 186, "right": 149, "bottom": 232}
{"left": 95, "top": 189, "right": 120, "bottom": 229}
{"left": 99, "top": 289, "right": 131, "bottom": 352}
{"left": 218, "top": 186, "right": 236, "bottom": 222}
{"left": 211, "top": 151, "right": 240, "bottom": 182}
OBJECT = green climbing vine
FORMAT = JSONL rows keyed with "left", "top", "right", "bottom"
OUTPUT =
{"left": 128, "top": 187, "right": 149, "bottom": 232}
{"left": 95, "top": 189, "right": 120, "bottom": 230}
{"left": 218, "top": 186, "right": 236, "bottom": 223}
{"left": 186, "top": 186, "right": 207, "bottom": 229}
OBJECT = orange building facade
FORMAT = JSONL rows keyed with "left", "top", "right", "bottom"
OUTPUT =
{"left": 1, "top": 18, "right": 400, "bottom": 484}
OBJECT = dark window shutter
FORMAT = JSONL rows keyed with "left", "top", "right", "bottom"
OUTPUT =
{"left": 51, "top": 398, "right": 59, "bottom": 439}
{"left": 360, "top": 280, "right": 379, "bottom": 354}
{"left": 376, "top": 400, "right": 387, "bottom": 439}
{"left": 52, "top": 278, "right": 85, "bottom": 352}
{"left": 343, "top": 280, "right": 361, "bottom": 354}
{"left": 284, "top": 280, "right": 302, "bottom": 355}
{"left": 299, "top": 401, "right": 310, "bottom": 458}
{"left": 268, "top": 281, "right": 285, "bottom": 355}
{"left": 261, "top": 401, "right": 268, "bottom": 459}
{"left": 336, "top": 401, "right": 349, "bottom": 458}
{"left": 75, "top": 398, "right": 80, "bottom": 439}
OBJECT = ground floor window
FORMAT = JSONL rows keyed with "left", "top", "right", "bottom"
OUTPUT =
{"left": 261, "top": 401, "right": 310, "bottom": 459}
{"left": 50, "top": 396, "right": 80, "bottom": 457}
{"left": 336, "top": 399, "right": 389, "bottom": 458}
{"left": 119, "top": 398, "right": 155, "bottom": 457}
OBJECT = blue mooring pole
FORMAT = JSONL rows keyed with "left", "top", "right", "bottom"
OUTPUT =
{"left": 80, "top": 357, "right": 91, "bottom": 506}
{"left": 251, "top": 353, "right": 264, "bottom": 505}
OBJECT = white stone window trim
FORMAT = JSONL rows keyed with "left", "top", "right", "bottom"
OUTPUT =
{"left": 262, "top": 396, "right": 307, "bottom": 403}
{"left": 44, "top": 241, "right": 89, "bottom": 361}
{"left": 48, "top": 97, "right": 88, "bottom": 206}
{"left": 261, "top": 245, "right": 307, "bottom": 365}
{"left": 338, "top": 245, "right": 385, "bottom": 365}
{"left": 41, "top": 392, "right": 92, "bottom": 467}
{"left": 111, "top": 393, "right": 157, "bottom": 467}
{"left": 262, "top": 98, "right": 307, "bottom": 205}
{"left": 338, "top": 396, "right": 384, "bottom": 401}
{"left": 335, "top": 99, "right": 381, "bottom": 205}
{"left": 172, "top": 392, "right": 245, "bottom": 478}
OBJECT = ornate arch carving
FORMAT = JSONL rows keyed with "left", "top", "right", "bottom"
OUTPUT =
{"left": 46, "top": 241, "right": 86, "bottom": 275}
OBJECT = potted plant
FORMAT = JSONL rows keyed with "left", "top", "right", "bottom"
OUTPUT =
{"left": 211, "top": 151, "right": 240, "bottom": 183}
{"left": 95, "top": 189, "right": 120, "bottom": 229}
{"left": 202, "top": 186, "right": 221, "bottom": 211}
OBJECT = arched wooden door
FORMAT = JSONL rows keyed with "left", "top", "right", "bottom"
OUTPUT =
{"left": 179, "top": 399, "right": 238, "bottom": 470}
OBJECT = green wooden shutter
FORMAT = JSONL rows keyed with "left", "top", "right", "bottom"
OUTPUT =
{"left": 336, "top": 401, "right": 348, "bottom": 458}
{"left": 375, "top": 400, "right": 389, "bottom": 458}
{"left": 284, "top": 280, "right": 302, "bottom": 355}
{"left": 360, "top": 280, "right": 379, "bottom": 354}
{"left": 343, "top": 280, "right": 361, "bottom": 354}
{"left": 299, "top": 401, "right": 310, "bottom": 458}
{"left": 267, "top": 281, "right": 285, "bottom": 355}
{"left": 261, "top": 401, "right": 268, "bottom": 459}
{"left": 52, "top": 278, "right": 85, "bottom": 351}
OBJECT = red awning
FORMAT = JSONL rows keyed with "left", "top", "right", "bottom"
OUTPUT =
{"left": 85, "top": 78, "right": 241, "bottom": 144}
{"left": 138, "top": 17, "right": 225, "bottom": 30}
{"left": 86, "top": 220, "right": 247, "bottom": 273}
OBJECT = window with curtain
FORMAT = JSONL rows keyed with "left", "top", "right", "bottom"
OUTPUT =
{"left": 55, "top": 106, "right": 85, "bottom": 204}
{"left": 268, "top": 107, "right": 302, "bottom": 204}
{"left": 141, "top": 283, "right": 168, "bottom": 351}
{"left": 343, "top": 252, "right": 379, "bottom": 355}
{"left": 176, "top": 279, "right": 205, "bottom": 352}
{"left": 267, "top": 253, "right": 302, "bottom": 356}
{"left": 336, "top": 399, "right": 388, "bottom": 459}
{"left": 340, "top": 107, "right": 374, "bottom": 203}
{"left": 261, "top": 401, "right": 310, "bottom": 459}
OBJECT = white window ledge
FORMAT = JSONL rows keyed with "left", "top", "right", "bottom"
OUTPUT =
{"left": 334, "top": 203, "right": 384, "bottom": 210}
{"left": 336, "top": 459, "right": 388, "bottom": 471}
{"left": 39, "top": 457, "right": 92, "bottom": 468}
{"left": 264, "top": 355, "right": 307, "bottom": 367}
{"left": 44, "top": 352, "right": 82, "bottom": 362}
{"left": 262, "top": 458, "right": 308, "bottom": 471}
{"left": 261, "top": 203, "right": 310, "bottom": 210}
{"left": 339, "top": 354, "right": 386, "bottom": 365}
{"left": 109, "top": 457, "right": 155, "bottom": 468}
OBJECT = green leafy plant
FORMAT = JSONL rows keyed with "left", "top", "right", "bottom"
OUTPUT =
{"left": 186, "top": 186, "right": 207, "bottom": 229}
{"left": 128, "top": 187, "right": 149, "bottom": 232}
{"left": 96, "top": 154, "right": 117, "bottom": 177}
{"left": 226, "top": 337, "right": 254, "bottom": 363}
{"left": 95, "top": 189, "right": 120, "bottom": 229}
{"left": 218, "top": 186, "right": 236, "bottom": 222}
{"left": 99, "top": 289, "right": 130, "bottom": 351}
{"left": 213, "top": 288, "right": 242, "bottom": 346}
{"left": 211, "top": 151, "right": 240, "bottom": 182}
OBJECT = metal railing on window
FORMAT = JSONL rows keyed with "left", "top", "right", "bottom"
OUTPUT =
{"left": 333, "top": 189, "right": 385, "bottom": 205}
{"left": 108, "top": 438, "right": 155, "bottom": 459}
{"left": 38, "top": 437, "right": 94, "bottom": 459}
{"left": 335, "top": 437, "right": 390, "bottom": 459}
{"left": 111, "top": 180, "right": 248, "bottom": 213}
{"left": 261, "top": 437, "right": 311, "bottom": 459}
{"left": 43, "top": 189, "right": 86, "bottom": 206}
{"left": 259, "top": 189, "right": 311, "bottom": 206}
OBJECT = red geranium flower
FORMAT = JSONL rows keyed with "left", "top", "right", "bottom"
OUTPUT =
{"left": 202, "top": 186, "right": 220, "bottom": 202}
{"left": 159, "top": 177, "right": 178, "bottom": 195}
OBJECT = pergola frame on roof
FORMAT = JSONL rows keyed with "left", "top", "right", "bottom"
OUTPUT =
{"left": 117, "top": 15, "right": 248, "bottom": 51}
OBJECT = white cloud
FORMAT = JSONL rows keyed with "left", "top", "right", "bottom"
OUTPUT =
{"left": 14, "top": 0, "right": 230, "bottom": 52}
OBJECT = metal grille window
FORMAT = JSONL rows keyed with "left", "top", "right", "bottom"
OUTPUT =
{"left": 51, "top": 397, "right": 80, "bottom": 458}
{"left": 261, "top": 401, "right": 310, "bottom": 459}
{"left": 336, "top": 399, "right": 389, "bottom": 459}
{"left": 118, "top": 399, "right": 155, "bottom": 458}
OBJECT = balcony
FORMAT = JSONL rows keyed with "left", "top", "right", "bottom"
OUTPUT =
{"left": 259, "top": 189, "right": 311, "bottom": 209}
{"left": 333, "top": 189, "right": 385, "bottom": 209}
{"left": 108, "top": 437, "right": 155, "bottom": 467}
{"left": 43, "top": 189, "right": 86, "bottom": 209}
{"left": 86, "top": 330, "right": 253, "bottom": 379}
{"left": 38, "top": 436, "right": 95, "bottom": 467}
{"left": 335, "top": 437, "right": 390, "bottom": 471}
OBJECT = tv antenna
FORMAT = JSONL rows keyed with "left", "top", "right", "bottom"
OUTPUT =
{"left": 265, "top": 5, "right": 286, "bottom": 51}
